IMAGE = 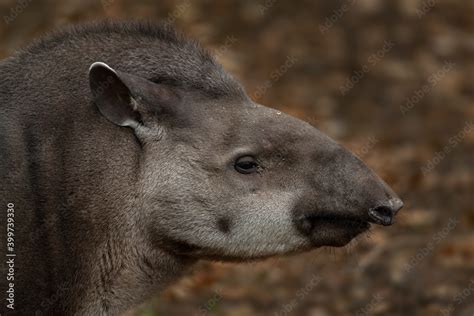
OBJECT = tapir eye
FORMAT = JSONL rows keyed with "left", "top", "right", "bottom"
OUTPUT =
{"left": 234, "top": 156, "right": 259, "bottom": 174}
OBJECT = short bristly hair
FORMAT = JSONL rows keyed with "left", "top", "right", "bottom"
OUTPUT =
{"left": 15, "top": 20, "right": 246, "bottom": 98}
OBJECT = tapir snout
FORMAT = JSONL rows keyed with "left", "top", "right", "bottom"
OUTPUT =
{"left": 290, "top": 138, "right": 404, "bottom": 247}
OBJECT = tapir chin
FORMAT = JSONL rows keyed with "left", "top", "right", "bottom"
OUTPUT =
{"left": 0, "top": 21, "right": 403, "bottom": 315}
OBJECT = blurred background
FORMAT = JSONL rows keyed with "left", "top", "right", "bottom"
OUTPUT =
{"left": 1, "top": 0, "right": 473, "bottom": 315}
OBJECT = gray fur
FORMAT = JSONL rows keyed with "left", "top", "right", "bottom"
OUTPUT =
{"left": 0, "top": 20, "right": 402, "bottom": 315}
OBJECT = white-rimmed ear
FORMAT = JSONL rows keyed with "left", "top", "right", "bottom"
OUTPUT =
{"left": 89, "top": 62, "right": 142, "bottom": 128}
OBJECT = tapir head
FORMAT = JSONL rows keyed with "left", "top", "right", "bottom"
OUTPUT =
{"left": 89, "top": 61, "right": 403, "bottom": 260}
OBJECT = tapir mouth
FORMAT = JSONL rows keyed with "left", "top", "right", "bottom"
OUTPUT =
{"left": 295, "top": 212, "right": 371, "bottom": 248}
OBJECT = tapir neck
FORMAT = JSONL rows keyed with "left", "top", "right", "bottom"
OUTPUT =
{"left": 6, "top": 123, "right": 196, "bottom": 314}
{"left": 76, "top": 234, "right": 196, "bottom": 315}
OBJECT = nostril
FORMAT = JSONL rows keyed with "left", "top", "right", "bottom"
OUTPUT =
{"left": 368, "top": 205, "right": 394, "bottom": 226}
{"left": 374, "top": 206, "right": 393, "bottom": 218}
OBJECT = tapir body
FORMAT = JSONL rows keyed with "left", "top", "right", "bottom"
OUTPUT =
{"left": 0, "top": 21, "right": 402, "bottom": 315}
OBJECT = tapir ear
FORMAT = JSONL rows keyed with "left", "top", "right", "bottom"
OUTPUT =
{"left": 89, "top": 62, "right": 142, "bottom": 128}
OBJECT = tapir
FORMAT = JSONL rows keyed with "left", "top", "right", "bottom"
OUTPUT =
{"left": 0, "top": 21, "right": 403, "bottom": 315}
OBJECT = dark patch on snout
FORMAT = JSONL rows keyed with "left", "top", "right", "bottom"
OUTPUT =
{"left": 217, "top": 217, "right": 231, "bottom": 234}
{"left": 293, "top": 210, "right": 370, "bottom": 247}
{"left": 291, "top": 198, "right": 371, "bottom": 247}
